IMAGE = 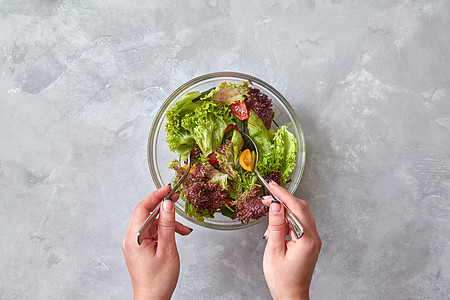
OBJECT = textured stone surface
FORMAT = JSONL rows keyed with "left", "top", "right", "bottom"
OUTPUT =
{"left": 1, "top": 1, "right": 449, "bottom": 299}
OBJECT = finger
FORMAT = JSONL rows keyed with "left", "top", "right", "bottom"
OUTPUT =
{"left": 141, "top": 184, "right": 172, "bottom": 211}
{"left": 266, "top": 200, "right": 288, "bottom": 256}
{"left": 263, "top": 228, "right": 268, "bottom": 240}
{"left": 175, "top": 221, "right": 193, "bottom": 236}
{"left": 268, "top": 181, "right": 313, "bottom": 234}
{"left": 156, "top": 198, "right": 176, "bottom": 251}
{"left": 171, "top": 192, "right": 180, "bottom": 202}
{"left": 261, "top": 195, "right": 273, "bottom": 207}
{"left": 263, "top": 218, "right": 289, "bottom": 241}
{"left": 128, "top": 185, "right": 172, "bottom": 233}
{"left": 146, "top": 217, "right": 192, "bottom": 237}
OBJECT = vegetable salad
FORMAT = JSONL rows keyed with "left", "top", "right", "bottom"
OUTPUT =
{"left": 165, "top": 81, "right": 298, "bottom": 223}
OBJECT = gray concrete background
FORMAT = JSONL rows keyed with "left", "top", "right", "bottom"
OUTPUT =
{"left": 1, "top": 1, "right": 449, "bottom": 299}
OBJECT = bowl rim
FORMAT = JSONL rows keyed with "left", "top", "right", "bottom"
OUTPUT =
{"left": 147, "top": 71, "right": 306, "bottom": 230}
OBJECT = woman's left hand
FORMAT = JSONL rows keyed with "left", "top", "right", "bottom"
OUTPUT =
{"left": 122, "top": 185, "right": 192, "bottom": 300}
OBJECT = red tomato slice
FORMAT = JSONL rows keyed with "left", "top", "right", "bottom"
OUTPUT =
{"left": 224, "top": 198, "right": 233, "bottom": 208}
{"left": 223, "top": 124, "right": 239, "bottom": 136}
{"left": 208, "top": 152, "right": 219, "bottom": 166}
{"left": 230, "top": 101, "right": 249, "bottom": 121}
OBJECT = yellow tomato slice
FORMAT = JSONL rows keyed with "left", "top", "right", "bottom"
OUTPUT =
{"left": 239, "top": 149, "right": 255, "bottom": 172}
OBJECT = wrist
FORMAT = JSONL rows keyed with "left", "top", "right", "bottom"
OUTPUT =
{"left": 134, "top": 288, "right": 172, "bottom": 300}
{"left": 297, "top": 288, "right": 310, "bottom": 300}
{"left": 134, "top": 291, "right": 150, "bottom": 300}
{"left": 299, "top": 292, "right": 310, "bottom": 300}
{"left": 271, "top": 288, "right": 309, "bottom": 300}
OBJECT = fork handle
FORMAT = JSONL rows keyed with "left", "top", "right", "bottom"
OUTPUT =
{"left": 271, "top": 192, "right": 304, "bottom": 239}
{"left": 136, "top": 174, "right": 188, "bottom": 245}
{"left": 255, "top": 171, "right": 304, "bottom": 239}
{"left": 137, "top": 202, "right": 161, "bottom": 245}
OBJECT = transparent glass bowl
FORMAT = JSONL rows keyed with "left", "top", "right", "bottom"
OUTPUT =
{"left": 148, "top": 72, "right": 306, "bottom": 230}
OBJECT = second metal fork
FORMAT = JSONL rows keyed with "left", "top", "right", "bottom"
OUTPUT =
{"left": 137, "top": 145, "right": 201, "bottom": 245}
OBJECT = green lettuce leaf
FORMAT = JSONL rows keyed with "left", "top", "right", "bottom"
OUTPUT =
{"left": 165, "top": 91, "right": 201, "bottom": 156}
{"left": 180, "top": 101, "right": 234, "bottom": 156}
{"left": 218, "top": 205, "right": 237, "bottom": 219}
{"left": 206, "top": 81, "right": 250, "bottom": 105}
{"left": 247, "top": 111, "right": 274, "bottom": 175}
{"left": 207, "top": 169, "right": 228, "bottom": 191}
{"left": 247, "top": 111, "right": 298, "bottom": 183}
{"left": 274, "top": 126, "right": 298, "bottom": 185}
{"left": 184, "top": 199, "right": 214, "bottom": 222}
{"left": 231, "top": 130, "right": 244, "bottom": 163}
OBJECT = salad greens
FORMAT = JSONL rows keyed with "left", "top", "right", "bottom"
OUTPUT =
{"left": 165, "top": 81, "right": 298, "bottom": 223}
{"left": 181, "top": 101, "right": 234, "bottom": 156}
{"left": 206, "top": 81, "right": 250, "bottom": 105}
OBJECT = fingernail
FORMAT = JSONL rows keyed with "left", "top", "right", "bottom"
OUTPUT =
{"left": 175, "top": 190, "right": 180, "bottom": 194}
{"left": 260, "top": 195, "right": 264, "bottom": 199}
{"left": 262, "top": 195, "right": 271, "bottom": 201}
{"left": 271, "top": 200, "right": 281, "bottom": 214}
{"left": 189, "top": 228, "right": 193, "bottom": 232}
{"left": 168, "top": 183, "right": 172, "bottom": 187}
{"left": 267, "top": 179, "right": 272, "bottom": 183}
{"left": 162, "top": 197, "right": 174, "bottom": 212}
{"left": 270, "top": 181, "right": 279, "bottom": 186}
{"left": 262, "top": 229, "right": 268, "bottom": 239}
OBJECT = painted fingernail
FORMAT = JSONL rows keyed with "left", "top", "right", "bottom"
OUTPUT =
{"left": 168, "top": 183, "right": 172, "bottom": 187}
{"left": 262, "top": 196, "right": 271, "bottom": 201}
{"left": 175, "top": 190, "right": 180, "bottom": 194}
{"left": 267, "top": 179, "right": 272, "bottom": 183}
{"left": 162, "top": 197, "right": 174, "bottom": 212}
{"left": 189, "top": 228, "right": 193, "bottom": 232}
{"left": 271, "top": 200, "right": 281, "bottom": 214}
{"left": 263, "top": 229, "right": 268, "bottom": 239}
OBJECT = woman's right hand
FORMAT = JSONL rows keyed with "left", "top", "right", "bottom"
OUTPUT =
{"left": 262, "top": 181, "right": 322, "bottom": 300}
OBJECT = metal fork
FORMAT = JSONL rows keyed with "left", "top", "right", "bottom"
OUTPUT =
{"left": 240, "top": 132, "right": 304, "bottom": 239}
{"left": 137, "top": 145, "right": 201, "bottom": 245}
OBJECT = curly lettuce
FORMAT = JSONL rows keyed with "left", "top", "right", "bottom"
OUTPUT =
{"left": 181, "top": 101, "right": 234, "bottom": 156}
{"left": 166, "top": 92, "right": 235, "bottom": 157}
{"left": 170, "top": 162, "right": 227, "bottom": 222}
{"left": 233, "top": 186, "right": 267, "bottom": 223}
{"left": 215, "top": 140, "right": 243, "bottom": 199}
{"left": 206, "top": 81, "right": 250, "bottom": 105}
{"left": 165, "top": 91, "right": 201, "bottom": 156}
{"left": 247, "top": 111, "right": 297, "bottom": 185}
{"left": 272, "top": 126, "right": 298, "bottom": 185}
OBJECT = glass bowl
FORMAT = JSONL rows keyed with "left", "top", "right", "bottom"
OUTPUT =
{"left": 148, "top": 72, "right": 306, "bottom": 230}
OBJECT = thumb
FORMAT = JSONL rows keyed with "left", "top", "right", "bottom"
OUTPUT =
{"left": 266, "top": 200, "right": 287, "bottom": 255}
{"left": 157, "top": 197, "right": 176, "bottom": 251}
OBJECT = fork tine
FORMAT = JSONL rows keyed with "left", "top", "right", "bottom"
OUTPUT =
{"left": 192, "top": 144, "right": 201, "bottom": 157}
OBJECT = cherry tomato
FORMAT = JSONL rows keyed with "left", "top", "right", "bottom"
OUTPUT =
{"left": 230, "top": 101, "right": 249, "bottom": 120}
